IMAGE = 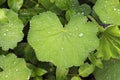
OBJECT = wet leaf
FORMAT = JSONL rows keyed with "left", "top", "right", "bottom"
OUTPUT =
{"left": 94, "top": 0, "right": 120, "bottom": 25}
{"left": 0, "top": 54, "right": 31, "bottom": 80}
{"left": 0, "top": 9, "right": 24, "bottom": 51}
{"left": 28, "top": 11, "right": 99, "bottom": 68}
{"left": 8, "top": 0, "right": 23, "bottom": 12}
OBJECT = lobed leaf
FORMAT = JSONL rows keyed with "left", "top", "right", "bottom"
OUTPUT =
{"left": 28, "top": 11, "right": 99, "bottom": 68}
{"left": 0, "top": 54, "right": 31, "bottom": 80}
{"left": 0, "top": 9, "right": 24, "bottom": 51}
{"left": 94, "top": 0, "right": 120, "bottom": 25}
{"left": 96, "top": 25, "right": 120, "bottom": 60}
{"left": 94, "top": 59, "right": 120, "bottom": 80}
{"left": 8, "top": 0, "right": 23, "bottom": 12}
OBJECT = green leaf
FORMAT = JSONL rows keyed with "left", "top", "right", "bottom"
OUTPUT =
{"left": 28, "top": 11, "right": 99, "bottom": 68}
{"left": 71, "top": 76, "right": 81, "bottom": 80}
{"left": 55, "top": 0, "right": 70, "bottom": 10}
{"left": 79, "top": 63, "right": 95, "bottom": 77}
{"left": 56, "top": 67, "right": 68, "bottom": 80}
{"left": 93, "top": 0, "right": 120, "bottom": 25}
{"left": 94, "top": 59, "right": 120, "bottom": 80}
{"left": 88, "top": 52, "right": 103, "bottom": 68}
{"left": 0, "top": 9, "right": 8, "bottom": 23}
{"left": 0, "top": 9, "right": 24, "bottom": 51}
{"left": 27, "top": 63, "right": 47, "bottom": 77}
{"left": 65, "top": 9, "right": 76, "bottom": 21}
{"left": 19, "top": 8, "right": 45, "bottom": 25}
{"left": 96, "top": 25, "right": 120, "bottom": 60}
{"left": 8, "top": 0, "right": 23, "bottom": 12}
{"left": 78, "top": 4, "right": 91, "bottom": 16}
{"left": 0, "top": 54, "right": 31, "bottom": 80}
{"left": 22, "top": 0, "right": 38, "bottom": 8}
{"left": 33, "top": 77, "right": 43, "bottom": 80}
{"left": 38, "top": 0, "right": 53, "bottom": 9}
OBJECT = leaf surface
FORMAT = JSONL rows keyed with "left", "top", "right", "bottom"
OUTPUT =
{"left": 94, "top": 0, "right": 120, "bottom": 25}
{"left": 94, "top": 59, "right": 120, "bottom": 80}
{"left": 0, "top": 54, "right": 31, "bottom": 80}
{"left": 0, "top": 9, "right": 24, "bottom": 51}
{"left": 8, "top": 0, "right": 23, "bottom": 12}
{"left": 28, "top": 11, "right": 99, "bottom": 68}
{"left": 96, "top": 26, "right": 120, "bottom": 60}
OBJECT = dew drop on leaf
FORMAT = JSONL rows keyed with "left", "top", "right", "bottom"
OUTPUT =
{"left": 79, "top": 33, "right": 84, "bottom": 37}
{"left": 114, "top": 8, "right": 117, "bottom": 11}
{"left": 15, "top": 69, "right": 18, "bottom": 71}
{"left": 3, "top": 33, "right": 6, "bottom": 36}
{"left": 5, "top": 75, "right": 8, "bottom": 78}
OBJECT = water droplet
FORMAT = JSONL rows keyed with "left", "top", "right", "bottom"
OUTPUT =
{"left": 61, "top": 47, "right": 64, "bottom": 50}
{"left": 15, "top": 69, "right": 18, "bottom": 71}
{"left": 6, "top": 29, "right": 8, "bottom": 31}
{"left": 79, "top": 33, "right": 84, "bottom": 37}
{"left": 103, "top": 21, "right": 107, "bottom": 23}
{"left": 114, "top": 8, "right": 117, "bottom": 11}
{"left": 5, "top": 75, "right": 8, "bottom": 78}
{"left": 3, "top": 33, "right": 6, "bottom": 36}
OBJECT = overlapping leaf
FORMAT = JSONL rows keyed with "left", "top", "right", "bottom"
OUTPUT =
{"left": 94, "top": 59, "right": 120, "bottom": 80}
{"left": 96, "top": 26, "right": 120, "bottom": 60}
{"left": 0, "top": 54, "right": 31, "bottom": 80}
{"left": 0, "top": 9, "right": 24, "bottom": 51}
{"left": 28, "top": 11, "right": 99, "bottom": 68}
{"left": 94, "top": 0, "right": 120, "bottom": 25}
{"left": 8, "top": 0, "right": 23, "bottom": 12}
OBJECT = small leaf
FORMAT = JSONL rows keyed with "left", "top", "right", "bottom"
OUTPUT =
{"left": 33, "top": 77, "right": 43, "bottom": 80}
{"left": 27, "top": 63, "right": 47, "bottom": 77}
{"left": 55, "top": 0, "right": 70, "bottom": 10}
{"left": 0, "top": 9, "right": 24, "bottom": 51}
{"left": 88, "top": 52, "right": 103, "bottom": 68}
{"left": 38, "top": 0, "right": 53, "bottom": 9}
{"left": 8, "top": 0, "right": 23, "bottom": 12}
{"left": 94, "top": 59, "right": 120, "bottom": 80}
{"left": 79, "top": 63, "right": 95, "bottom": 77}
{"left": 35, "top": 68, "right": 47, "bottom": 76}
{"left": 94, "top": 0, "right": 120, "bottom": 25}
{"left": 56, "top": 67, "right": 68, "bottom": 80}
{"left": 0, "top": 9, "right": 8, "bottom": 23}
{"left": 0, "top": 54, "right": 31, "bottom": 80}
{"left": 78, "top": 4, "right": 91, "bottom": 16}
{"left": 71, "top": 76, "right": 81, "bottom": 80}
{"left": 96, "top": 25, "right": 120, "bottom": 60}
